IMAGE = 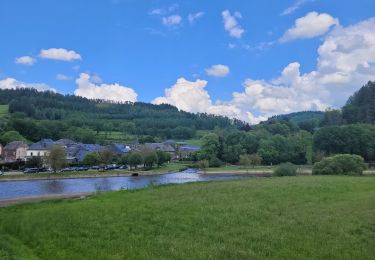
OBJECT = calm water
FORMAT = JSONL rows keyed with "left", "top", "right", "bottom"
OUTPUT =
{"left": 0, "top": 169, "right": 249, "bottom": 199}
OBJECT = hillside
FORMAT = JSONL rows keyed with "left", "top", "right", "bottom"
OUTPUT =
{"left": 265, "top": 111, "right": 324, "bottom": 124}
{"left": 0, "top": 88, "right": 244, "bottom": 144}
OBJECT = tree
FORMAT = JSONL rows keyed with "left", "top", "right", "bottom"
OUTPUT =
{"left": 248, "top": 154, "right": 262, "bottom": 168}
{"left": 83, "top": 152, "right": 100, "bottom": 166}
{"left": 321, "top": 109, "right": 343, "bottom": 126}
{"left": 143, "top": 151, "right": 158, "bottom": 168}
{"left": 98, "top": 148, "right": 115, "bottom": 165}
{"left": 48, "top": 145, "right": 66, "bottom": 173}
{"left": 197, "top": 133, "right": 220, "bottom": 161}
{"left": 0, "top": 130, "right": 26, "bottom": 145}
{"left": 128, "top": 152, "right": 143, "bottom": 169}
{"left": 197, "top": 160, "right": 209, "bottom": 173}
{"left": 239, "top": 154, "right": 252, "bottom": 173}
{"left": 156, "top": 150, "right": 171, "bottom": 167}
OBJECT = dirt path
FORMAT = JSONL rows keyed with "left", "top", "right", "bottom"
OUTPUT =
{"left": 0, "top": 192, "right": 93, "bottom": 207}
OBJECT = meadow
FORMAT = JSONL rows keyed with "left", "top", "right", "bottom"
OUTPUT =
{"left": 1, "top": 176, "right": 374, "bottom": 259}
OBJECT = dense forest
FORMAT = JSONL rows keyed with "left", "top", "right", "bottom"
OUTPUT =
{"left": 195, "top": 81, "right": 375, "bottom": 165}
{"left": 0, "top": 88, "right": 245, "bottom": 144}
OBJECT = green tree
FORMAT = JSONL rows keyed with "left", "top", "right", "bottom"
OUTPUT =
{"left": 26, "top": 156, "right": 43, "bottom": 168}
{"left": 156, "top": 150, "right": 171, "bottom": 167}
{"left": 128, "top": 152, "right": 143, "bottom": 169}
{"left": 48, "top": 145, "right": 66, "bottom": 173}
{"left": 197, "top": 133, "right": 220, "bottom": 161}
{"left": 197, "top": 160, "right": 209, "bottom": 173}
{"left": 83, "top": 152, "right": 101, "bottom": 166}
{"left": 143, "top": 151, "right": 158, "bottom": 168}
{"left": 98, "top": 148, "right": 115, "bottom": 165}
{"left": 0, "top": 130, "right": 26, "bottom": 145}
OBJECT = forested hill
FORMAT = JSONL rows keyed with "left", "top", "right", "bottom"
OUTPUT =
{"left": 0, "top": 88, "right": 245, "bottom": 143}
{"left": 265, "top": 111, "right": 324, "bottom": 124}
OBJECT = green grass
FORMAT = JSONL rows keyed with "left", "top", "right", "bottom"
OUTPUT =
{"left": 1, "top": 176, "right": 374, "bottom": 259}
{"left": 205, "top": 164, "right": 274, "bottom": 172}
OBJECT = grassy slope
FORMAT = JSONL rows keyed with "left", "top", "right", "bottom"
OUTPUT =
{"left": 1, "top": 176, "right": 374, "bottom": 259}
{"left": 0, "top": 104, "right": 8, "bottom": 118}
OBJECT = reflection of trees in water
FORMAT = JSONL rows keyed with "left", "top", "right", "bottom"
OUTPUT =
{"left": 43, "top": 180, "right": 65, "bottom": 193}
{"left": 94, "top": 178, "right": 112, "bottom": 192}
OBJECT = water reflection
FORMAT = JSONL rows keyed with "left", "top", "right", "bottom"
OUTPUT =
{"left": 43, "top": 180, "right": 65, "bottom": 193}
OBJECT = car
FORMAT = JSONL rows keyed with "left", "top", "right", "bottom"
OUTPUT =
{"left": 61, "top": 167, "right": 74, "bottom": 172}
{"left": 117, "top": 165, "right": 128, "bottom": 170}
{"left": 0, "top": 171, "right": 3, "bottom": 176}
{"left": 23, "top": 168, "right": 39, "bottom": 174}
{"left": 91, "top": 166, "right": 101, "bottom": 170}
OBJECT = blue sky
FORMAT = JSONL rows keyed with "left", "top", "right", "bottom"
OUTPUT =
{"left": 1, "top": 0, "right": 374, "bottom": 123}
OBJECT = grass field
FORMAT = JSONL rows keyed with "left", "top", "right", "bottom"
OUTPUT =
{"left": 1, "top": 176, "right": 374, "bottom": 259}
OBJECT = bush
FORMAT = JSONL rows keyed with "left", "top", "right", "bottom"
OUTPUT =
{"left": 312, "top": 154, "right": 366, "bottom": 176}
{"left": 209, "top": 157, "right": 223, "bottom": 167}
{"left": 273, "top": 162, "right": 297, "bottom": 177}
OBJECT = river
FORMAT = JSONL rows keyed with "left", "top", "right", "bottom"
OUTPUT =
{"left": 0, "top": 169, "right": 250, "bottom": 200}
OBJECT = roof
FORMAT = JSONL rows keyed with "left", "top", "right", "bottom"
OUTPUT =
{"left": 4, "top": 141, "right": 29, "bottom": 150}
{"left": 109, "top": 143, "right": 131, "bottom": 154}
{"left": 55, "top": 139, "right": 77, "bottom": 146}
{"left": 179, "top": 145, "right": 200, "bottom": 151}
{"left": 142, "top": 143, "right": 175, "bottom": 152}
{"left": 28, "top": 139, "right": 55, "bottom": 150}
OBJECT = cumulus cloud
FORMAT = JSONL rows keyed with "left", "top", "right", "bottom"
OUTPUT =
{"left": 222, "top": 10, "right": 245, "bottom": 39}
{"left": 152, "top": 18, "right": 375, "bottom": 124}
{"left": 188, "top": 12, "right": 204, "bottom": 24}
{"left": 205, "top": 64, "right": 230, "bottom": 77}
{"left": 281, "top": 0, "right": 315, "bottom": 16}
{"left": 39, "top": 48, "right": 82, "bottom": 61}
{"left": 74, "top": 73, "right": 137, "bottom": 103}
{"left": 56, "top": 74, "right": 72, "bottom": 81}
{"left": 162, "top": 15, "right": 182, "bottom": 27}
{"left": 150, "top": 4, "right": 178, "bottom": 16}
{"left": 280, "top": 12, "right": 339, "bottom": 42}
{"left": 0, "top": 77, "right": 55, "bottom": 92}
{"left": 15, "top": 56, "right": 36, "bottom": 65}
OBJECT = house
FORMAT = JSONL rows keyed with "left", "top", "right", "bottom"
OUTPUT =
{"left": 138, "top": 143, "right": 177, "bottom": 159}
{"left": 178, "top": 145, "right": 200, "bottom": 159}
{"left": 27, "top": 139, "right": 55, "bottom": 158}
{"left": 106, "top": 143, "right": 131, "bottom": 156}
{"left": 3, "top": 141, "right": 29, "bottom": 162}
{"left": 64, "top": 143, "right": 102, "bottom": 163}
{"left": 0, "top": 144, "right": 3, "bottom": 159}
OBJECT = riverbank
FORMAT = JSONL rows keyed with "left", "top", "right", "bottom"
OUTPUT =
{"left": 0, "top": 163, "right": 188, "bottom": 182}
{"left": 0, "top": 192, "right": 93, "bottom": 207}
{"left": 1, "top": 176, "right": 374, "bottom": 259}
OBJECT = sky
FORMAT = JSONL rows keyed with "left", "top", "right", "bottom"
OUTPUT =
{"left": 0, "top": 0, "right": 374, "bottom": 124}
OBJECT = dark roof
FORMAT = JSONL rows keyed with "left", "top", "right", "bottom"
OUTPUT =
{"left": 4, "top": 141, "right": 28, "bottom": 150}
{"left": 142, "top": 143, "right": 175, "bottom": 152}
{"left": 108, "top": 143, "right": 131, "bottom": 154}
{"left": 179, "top": 145, "right": 200, "bottom": 151}
{"left": 28, "top": 139, "right": 55, "bottom": 150}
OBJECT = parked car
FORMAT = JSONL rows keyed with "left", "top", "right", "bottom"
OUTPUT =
{"left": 105, "top": 164, "right": 119, "bottom": 170}
{"left": 0, "top": 171, "right": 3, "bottom": 176}
{"left": 76, "top": 167, "right": 89, "bottom": 171}
{"left": 91, "top": 166, "right": 101, "bottom": 170}
{"left": 61, "top": 167, "right": 75, "bottom": 172}
{"left": 117, "top": 165, "right": 128, "bottom": 170}
{"left": 24, "top": 168, "right": 39, "bottom": 174}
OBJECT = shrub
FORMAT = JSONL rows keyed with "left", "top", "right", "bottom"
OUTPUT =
{"left": 273, "top": 162, "right": 297, "bottom": 177}
{"left": 312, "top": 154, "right": 366, "bottom": 176}
{"left": 209, "top": 157, "right": 223, "bottom": 167}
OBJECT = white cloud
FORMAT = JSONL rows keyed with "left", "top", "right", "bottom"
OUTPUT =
{"left": 152, "top": 18, "right": 375, "bottom": 124}
{"left": 280, "top": 12, "right": 339, "bottom": 42}
{"left": 228, "top": 43, "right": 236, "bottom": 49}
{"left": 56, "top": 74, "right": 72, "bottom": 81}
{"left": 74, "top": 73, "right": 137, "bottom": 103}
{"left": 162, "top": 15, "right": 182, "bottom": 27}
{"left": 205, "top": 64, "right": 230, "bottom": 77}
{"left": 188, "top": 12, "right": 204, "bottom": 24}
{"left": 15, "top": 56, "right": 36, "bottom": 66}
{"left": 0, "top": 78, "right": 55, "bottom": 92}
{"left": 281, "top": 0, "right": 315, "bottom": 16}
{"left": 222, "top": 10, "right": 245, "bottom": 39}
{"left": 150, "top": 4, "right": 178, "bottom": 16}
{"left": 39, "top": 48, "right": 82, "bottom": 61}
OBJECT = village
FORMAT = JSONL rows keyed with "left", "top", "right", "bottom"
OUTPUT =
{"left": 0, "top": 139, "right": 200, "bottom": 173}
